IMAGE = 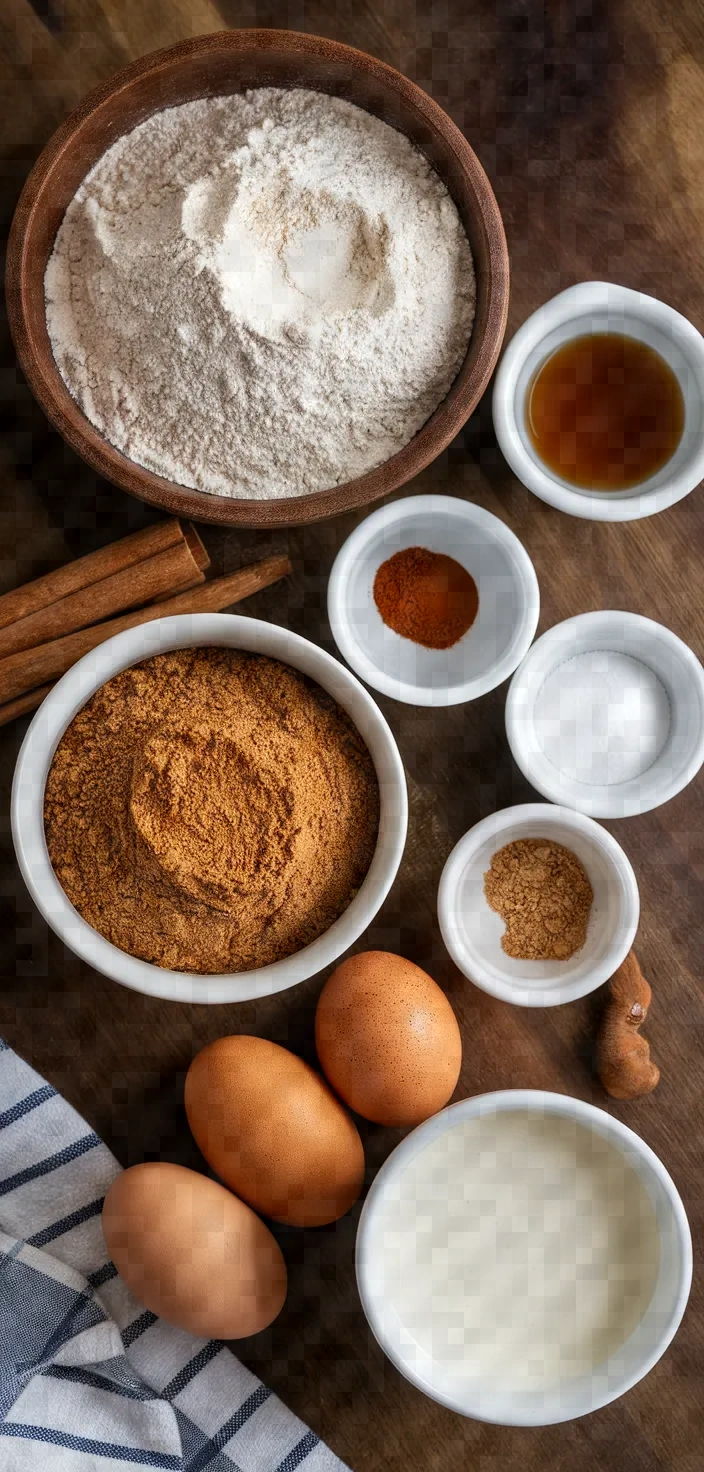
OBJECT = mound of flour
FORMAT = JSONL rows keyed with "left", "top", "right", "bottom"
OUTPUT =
{"left": 45, "top": 89, "right": 476, "bottom": 500}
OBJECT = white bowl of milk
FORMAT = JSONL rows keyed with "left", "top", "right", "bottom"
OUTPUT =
{"left": 356, "top": 1091, "right": 692, "bottom": 1425}
{"left": 505, "top": 610, "right": 704, "bottom": 818}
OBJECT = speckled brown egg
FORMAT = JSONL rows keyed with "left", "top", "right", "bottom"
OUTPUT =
{"left": 102, "top": 1162, "right": 287, "bottom": 1339}
{"left": 315, "top": 950, "right": 462, "bottom": 1126}
{"left": 184, "top": 1035, "right": 365, "bottom": 1227}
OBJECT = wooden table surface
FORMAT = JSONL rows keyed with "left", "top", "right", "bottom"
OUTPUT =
{"left": 2, "top": 2, "right": 703, "bottom": 1469}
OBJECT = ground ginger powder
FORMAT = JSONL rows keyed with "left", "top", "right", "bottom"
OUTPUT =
{"left": 44, "top": 648, "right": 380, "bottom": 974}
{"left": 483, "top": 838, "right": 593, "bottom": 961}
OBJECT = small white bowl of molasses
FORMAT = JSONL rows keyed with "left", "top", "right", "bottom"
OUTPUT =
{"left": 493, "top": 281, "right": 704, "bottom": 521}
{"left": 327, "top": 494, "right": 540, "bottom": 707}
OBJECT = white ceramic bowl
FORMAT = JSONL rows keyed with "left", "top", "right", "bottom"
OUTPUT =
{"left": 437, "top": 803, "right": 638, "bottom": 1006}
{"left": 11, "top": 613, "right": 408, "bottom": 1004}
{"left": 506, "top": 611, "right": 704, "bottom": 819}
{"left": 327, "top": 495, "right": 540, "bottom": 706}
{"left": 492, "top": 281, "right": 704, "bottom": 521}
{"left": 356, "top": 1090, "right": 693, "bottom": 1426}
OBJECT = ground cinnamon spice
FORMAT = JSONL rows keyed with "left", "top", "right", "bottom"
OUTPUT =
{"left": 44, "top": 648, "right": 379, "bottom": 975}
{"left": 483, "top": 838, "right": 593, "bottom": 961}
{"left": 373, "top": 546, "right": 479, "bottom": 650}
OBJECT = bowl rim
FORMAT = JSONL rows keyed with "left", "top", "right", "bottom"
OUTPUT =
{"left": 492, "top": 280, "right": 704, "bottom": 523}
{"left": 436, "top": 801, "right": 639, "bottom": 1006}
{"left": 6, "top": 28, "right": 509, "bottom": 530}
{"left": 505, "top": 610, "right": 704, "bottom": 817}
{"left": 11, "top": 612, "right": 408, "bottom": 1004}
{"left": 355, "top": 1088, "right": 693, "bottom": 1426}
{"left": 327, "top": 493, "right": 541, "bottom": 706}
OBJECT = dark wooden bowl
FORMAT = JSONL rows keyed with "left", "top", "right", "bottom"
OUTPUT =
{"left": 6, "top": 30, "right": 509, "bottom": 529}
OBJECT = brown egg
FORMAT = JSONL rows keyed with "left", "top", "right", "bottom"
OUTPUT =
{"left": 315, "top": 950, "right": 462, "bottom": 1126}
{"left": 102, "top": 1162, "right": 286, "bottom": 1339}
{"left": 184, "top": 1035, "right": 365, "bottom": 1227}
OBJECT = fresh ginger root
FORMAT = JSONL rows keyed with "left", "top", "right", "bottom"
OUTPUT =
{"left": 596, "top": 951, "right": 660, "bottom": 1099}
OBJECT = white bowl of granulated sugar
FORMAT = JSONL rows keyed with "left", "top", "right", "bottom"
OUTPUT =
{"left": 506, "top": 610, "right": 704, "bottom": 818}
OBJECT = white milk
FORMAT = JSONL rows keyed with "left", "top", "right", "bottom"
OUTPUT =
{"left": 376, "top": 1110, "right": 660, "bottom": 1391}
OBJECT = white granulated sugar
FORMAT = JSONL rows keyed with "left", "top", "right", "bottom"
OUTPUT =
{"left": 45, "top": 89, "right": 476, "bottom": 500}
{"left": 534, "top": 651, "right": 671, "bottom": 787}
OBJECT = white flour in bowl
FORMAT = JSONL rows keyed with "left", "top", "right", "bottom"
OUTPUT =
{"left": 45, "top": 89, "right": 476, "bottom": 500}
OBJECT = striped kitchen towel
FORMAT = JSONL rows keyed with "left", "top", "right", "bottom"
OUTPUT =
{"left": 0, "top": 1039, "right": 350, "bottom": 1472}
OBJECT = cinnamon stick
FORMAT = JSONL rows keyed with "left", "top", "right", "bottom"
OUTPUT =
{"left": 0, "top": 556, "right": 292, "bottom": 707}
{"left": 0, "top": 537, "right": 207, "bottom": 661}
{"left": 0, "top": 682, "right": 56, "bottom": 728}
{"left": 145, "top": 527, "right": 209, "bottom": 604}
{"left": 0, "top": 519, "right": 192, "bottom": 632}
{"left": 182, "top": 523, "right": 209, "bottom": 571}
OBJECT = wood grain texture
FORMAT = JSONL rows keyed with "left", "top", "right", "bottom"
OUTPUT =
{"left": 0, "top": 3, "right": 703, "bottom": 1471}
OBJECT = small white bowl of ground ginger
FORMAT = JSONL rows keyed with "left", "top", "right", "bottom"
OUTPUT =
{"left": 11, "top": 613, "right": 407, "bottom": 1004}
{"left": 437, "top": 803, "right": 639, "bottom": 1007}
{"left": 327, "top": 495, "right": 540, "bottom": 706}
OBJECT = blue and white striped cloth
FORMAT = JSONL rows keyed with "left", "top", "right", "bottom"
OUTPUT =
{"left": 0, "top": 1039, "right": 350, "bottom": 1471}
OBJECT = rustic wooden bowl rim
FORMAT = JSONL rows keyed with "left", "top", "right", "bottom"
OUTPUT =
{"left": 6, "top": 28, "right": 510, "bottom": 529}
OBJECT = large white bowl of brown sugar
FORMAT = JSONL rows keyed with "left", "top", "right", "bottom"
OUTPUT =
{"left": 11, "top": 614, "right": 407, "bottom": 1002}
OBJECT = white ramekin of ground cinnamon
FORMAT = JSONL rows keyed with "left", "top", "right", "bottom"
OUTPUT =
{"left": 11, "top": 614, "right": 408, "bottom": 1003}
{"left": 327, "top": 494, "right": 540, "bottom": 708}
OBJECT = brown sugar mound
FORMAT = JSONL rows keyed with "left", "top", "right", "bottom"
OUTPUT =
{"left": 483, "top": 838, "right": 593, "bottom": 961}
{"left": 44, "top": 648, "right": 380, "bottom": 975}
